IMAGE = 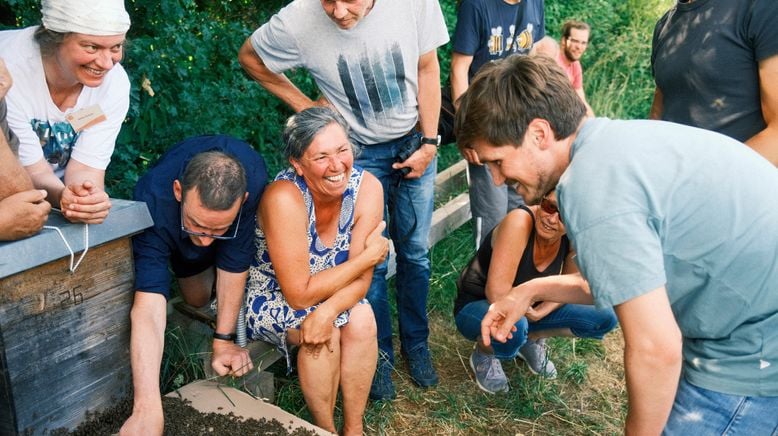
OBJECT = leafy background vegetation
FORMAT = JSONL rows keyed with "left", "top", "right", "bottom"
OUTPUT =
{"left": 1, "top": 0, "right": 672, "bottom": 433}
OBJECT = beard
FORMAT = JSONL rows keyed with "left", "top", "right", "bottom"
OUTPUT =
{"left": 563, "top": 47, "right": 580, "bottom": 62}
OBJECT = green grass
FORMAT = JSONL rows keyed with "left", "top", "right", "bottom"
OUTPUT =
{"left": 262, "top": 223, "right": 627, "bottom": 435}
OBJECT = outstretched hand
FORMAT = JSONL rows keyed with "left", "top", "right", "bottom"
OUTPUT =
{"left": 480, "top": 291, "right": 533, "bottom": 347}
{"left": 60, "top": 180, "right": 112, "bottom": 224}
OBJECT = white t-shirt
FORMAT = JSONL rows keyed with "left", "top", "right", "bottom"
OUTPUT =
{"left": 0, "top": 26, "right": 129, "bottom": 177}
{"left": 251, "top": 0, "right": 449, "bottom": 145}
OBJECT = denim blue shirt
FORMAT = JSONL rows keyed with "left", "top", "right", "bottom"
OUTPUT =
{"left": 132, "top": 135, "right": 268, "bottom": 298}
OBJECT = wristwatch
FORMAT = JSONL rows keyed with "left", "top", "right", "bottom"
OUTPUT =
{"left": 420, "top": 135, "right": 441, "bottom": 147}
{"left": 213, "top": 331, "right": 237, "bottom": 342}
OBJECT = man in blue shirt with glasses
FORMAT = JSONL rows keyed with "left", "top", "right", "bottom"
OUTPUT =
{"left": 123, "top": 135, "right": 267, "bottom": 435}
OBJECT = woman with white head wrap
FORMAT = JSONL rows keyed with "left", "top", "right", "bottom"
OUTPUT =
{"left": 0, "top": 0, "right": 131, "bottom": 224}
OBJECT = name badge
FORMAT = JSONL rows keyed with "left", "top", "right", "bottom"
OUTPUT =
{"left": 66, "top": 104, "right": 107, "bottom": 132}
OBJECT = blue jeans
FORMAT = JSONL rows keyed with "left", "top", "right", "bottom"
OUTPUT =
{"left": 468, "top": 163, "right": 524, "bottom": 247}
{"left": 663, "top": 378, "right": 778, "bottom": 435}
{"left": 356, "top": 133, "right": 436, "bottom": 364}
{"left": 454, "top": 299, "right": 618, "bottom": 360}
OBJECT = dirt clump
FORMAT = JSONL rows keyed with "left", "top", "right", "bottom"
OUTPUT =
{"left": 50, "top": 396, "right": 318, "bottom": 436}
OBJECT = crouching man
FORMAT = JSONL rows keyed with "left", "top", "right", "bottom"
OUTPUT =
{"left": 120, "top": 135, "right": 268, "bottom": 435}
{"left": 459, "top": 55, "right": 778, "bottom": 433}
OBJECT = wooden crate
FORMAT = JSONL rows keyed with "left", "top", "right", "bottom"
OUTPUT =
{"left": 0, "top": 200, "right": 152, "bottom": 435}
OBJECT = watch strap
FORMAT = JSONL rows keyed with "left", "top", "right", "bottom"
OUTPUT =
{"left": 213, "top": 331, "right": 237, "bottom": 342}
{"left": 420, "top": 135, "right": 441, "bottom": 147}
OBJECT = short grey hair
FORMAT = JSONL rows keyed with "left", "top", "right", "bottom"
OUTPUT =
{"left": 33, "top": 25, "right": 67, "bottom": 58}
{"left": 181, "top": 151, "right": 246, "bottom": 210}
{"left": 282, "top": 106, "right": 353, "bottom": 160}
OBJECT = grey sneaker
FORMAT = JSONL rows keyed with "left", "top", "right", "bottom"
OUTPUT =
{"left": 469, "top": 346, "right": 509, "bottom": 394}
{"left": 518, "top": 338, "right": 557, "bottom": 379}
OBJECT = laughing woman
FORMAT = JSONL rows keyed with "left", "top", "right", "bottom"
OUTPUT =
{"left": 245, "top": 107, "right": 387, "bottom": 435}
{"left": 454, "top": 191, "right": 618, "bottom": 394}
{"left": 0, "top": 0, "right": 130, "bottom": 223}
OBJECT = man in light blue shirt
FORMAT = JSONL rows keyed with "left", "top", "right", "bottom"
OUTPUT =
{"left": 456, "top": 54, "right": 778, "bottom": 434}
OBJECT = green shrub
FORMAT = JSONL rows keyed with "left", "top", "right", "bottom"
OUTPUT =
{"left": 3, "top": 0, "right": 671, "bottom": 197}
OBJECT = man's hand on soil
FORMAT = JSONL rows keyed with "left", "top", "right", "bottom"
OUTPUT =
{"left": 120, "top": 407, "right": 164, "bottom": 436}
{"left": 211, "top": 340, "right": 253, "bottom": 377}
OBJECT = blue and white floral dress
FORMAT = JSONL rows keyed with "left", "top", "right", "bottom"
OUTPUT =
{"left": 244, "top": 165, "right": 366, "bottom": 370}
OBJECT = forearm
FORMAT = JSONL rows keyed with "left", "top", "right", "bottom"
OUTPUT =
{"left": 417, "top": 52, "right": 441, "bottom": 138}
{"left": 128, "top": 292, "right": 167, "bottom": 412}
{"left": 314, "top": 273, "right": 373, "bottom": 324}
{"left": 745, "top": 125, "right": 778, "bottom": 166}
{"left": 238, "top": 40, "right": 314, "bottom": 113}
{"left": 748, "top": 55, "right": 778, "bottom": 165}
{"left": 287, "top": 252, "right": 376, "bottom": 309}
{"left": 576, "top": 88, "right": 594, "bottom": 117}
{"left": 623, "top": 342, "right": 682, "bottom": 434}
{"left": 648, "top": 87, "right": 663, "bottom": 120}
{"left": 26, "top": 163, "right": 65, "bottom": 208}
{"left": 514, "top": 273, "right": 594, "bottom": 305}
{"left": 617, "top": 287, "right": 683, "bottom": 434}
{"left": 0, "top": 134, "right": 33, "bottom": 199}
{"left": 213, "top": 269, "right": 248, "bottom": 336}
{"left": 0, "top": 206, "right": 19, "bottom": 240}
{"left": 450, "top": 53, "right": 472, "bottom": 108}
{"left": 63, "top": 160, "right": 106, "bottom": 191}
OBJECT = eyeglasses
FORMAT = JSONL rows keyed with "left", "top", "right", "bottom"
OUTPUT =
{"left": 180, "top": 204, "right": 242, "bottom": 240}
{"left": 539, "top": 196, "right": 563, "bottom": 223}
{"left": 566, "top": 37, "right": 588, "bottom": 47}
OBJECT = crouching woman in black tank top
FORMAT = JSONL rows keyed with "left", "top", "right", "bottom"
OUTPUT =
{"left": 454, "top": 191, "right": 617, "bottom": 394}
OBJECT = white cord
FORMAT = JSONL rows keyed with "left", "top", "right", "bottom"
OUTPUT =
{"left": 42, "top": 209, "right": 89, "bottom": 273}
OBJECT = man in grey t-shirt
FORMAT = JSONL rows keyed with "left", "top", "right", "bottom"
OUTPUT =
{"left": 459, "top": 55, "right": 778, "bottom": 433}
{"left": 238, "top": 0, "right": 449, "bottom": 401}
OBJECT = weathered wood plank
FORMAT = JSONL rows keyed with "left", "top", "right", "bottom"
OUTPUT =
{"left": 429, "top": 192, "right": 471, "bottom": 247}
{"left": 433, "top": 159, "right": 468, "bottom": 204}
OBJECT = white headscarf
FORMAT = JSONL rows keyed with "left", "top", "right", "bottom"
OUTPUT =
{"left": 41, "top": 0, "right": 131, "bottom": 36}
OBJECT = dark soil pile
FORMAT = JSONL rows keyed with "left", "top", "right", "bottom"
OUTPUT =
{"left": 50, "top": 396, "right": 318, "bottom": 436}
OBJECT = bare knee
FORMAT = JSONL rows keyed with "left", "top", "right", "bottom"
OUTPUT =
{"left": 341, "top": 304, "right": 377, "bottom": 345}
{"left": 177, "top": 267, "right": 214, "bottom": 307}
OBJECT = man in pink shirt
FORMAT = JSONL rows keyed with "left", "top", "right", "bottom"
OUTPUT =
{"left": 557, "top": 20, "right": 593, "bottom": 116}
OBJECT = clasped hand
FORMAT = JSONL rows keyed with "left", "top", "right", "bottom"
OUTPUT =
{"left": 60, "top": 180, "right": 112, "bottom": 224}
{"left": 362, "top": 220, "right": 389, "bottom": 266}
